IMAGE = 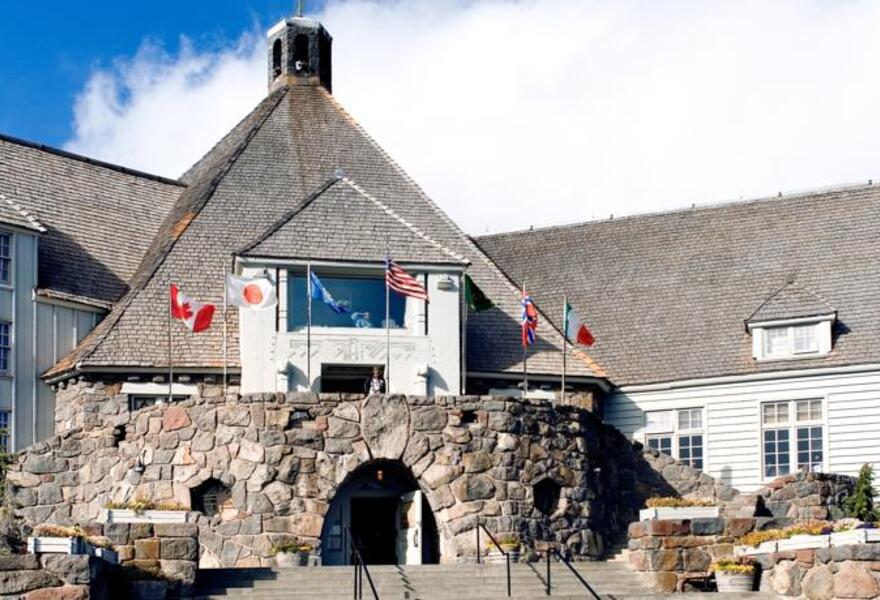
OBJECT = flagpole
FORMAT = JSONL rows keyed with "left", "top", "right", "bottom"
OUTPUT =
{"left": 222, "top": 262, "right": 228, "bottom": 398}
{"left": 385, "top": 263, "right": 391, "bottom": 393}
{"left": 168, "top": 280, "right": 173, "bottom": 405}
{"left": 306, "top": 263, "right": 312, "bottom": 391}
{"left": 561, "top": 295, "right": 567, "bottom": 405}
{"left": 522, "top": 282, "right": 528, "bottom": 395}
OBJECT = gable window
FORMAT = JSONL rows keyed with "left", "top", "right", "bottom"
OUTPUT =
{"left": 0, "top": 322, "right": 9, "bottom": 374}
{"left": 286, "top": 270, "right": 409, "bottom": 331}
{"left": 749, "top": 316, "right": 834, "bottom": 361}
{"left": 644, "top": 407, "right": 704, "bottom": 470}
{"left": 761, "top": 399, "right": 824, "bottom": 479}
{"left": 0, "top": 233, "right": 10, "bottom": 284}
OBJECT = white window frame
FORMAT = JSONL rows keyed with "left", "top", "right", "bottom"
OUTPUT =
{"left": 748, "top": 315, "right": 835, "bottom": 362}
{"left": 0, "top": 321, "right": 10, "bottom": 376}
{"left": 0, "top": 410, "right": 11, "bottom": 452}
{"left": 643, "top": 407, "right": 705, "bottom": 471}
{"left": 0, "top": 230, "right": 11, "bottom": 288}
{"left": 760, "top": 398, "right": 826, "bottom": 482}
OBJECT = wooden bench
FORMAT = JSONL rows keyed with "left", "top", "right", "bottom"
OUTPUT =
{"left": 676, "top": 571, "right": 712, "bottom": 592}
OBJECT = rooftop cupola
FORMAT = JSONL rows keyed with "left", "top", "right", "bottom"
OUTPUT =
{"left": 267, "top": 15, "right": 332, "bottom": 93}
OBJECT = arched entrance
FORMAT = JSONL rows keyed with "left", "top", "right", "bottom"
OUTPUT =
{"left": 320, "top": 460, "right": 439, "bottom": 566}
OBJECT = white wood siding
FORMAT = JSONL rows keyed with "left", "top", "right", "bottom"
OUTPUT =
{"left": 605, "top": 368, "right": 880, "bottom": 492}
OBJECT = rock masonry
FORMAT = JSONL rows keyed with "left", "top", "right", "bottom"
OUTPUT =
{"left": 8, "top": 379, "right": 707, "bottom": 568}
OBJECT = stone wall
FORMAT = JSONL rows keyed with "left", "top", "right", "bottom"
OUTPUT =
{"left": 11, "top": 381, "right": 702, "bottom": 568}
{"left": 754, "top": 472, "right": 855, "bottom": 521}
{"left": 756, "top": 544, "right": 880, "bottom": 599}
{"left": 0, "top": 553, "right": 114, "bottom": 599}
{"left": 106, "top": 521, "right": 199, "bottom": 597}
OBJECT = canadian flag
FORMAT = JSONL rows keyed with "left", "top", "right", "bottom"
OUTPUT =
{"left": 170, "top": 284, "right": 215, "bottom": 333}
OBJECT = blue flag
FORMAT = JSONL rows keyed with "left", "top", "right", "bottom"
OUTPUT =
{"left": 309, "top": 271, "right": 349, "bottom": 314}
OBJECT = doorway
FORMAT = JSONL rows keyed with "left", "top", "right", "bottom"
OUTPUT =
{"left": 320, "top": 364, "right": 379, "bottom": 394}
{"left": 351, "top": 497, "right": 398, "bottom": 564}
{"left": 320, "top": 460, "right": 440, "bottom": 566}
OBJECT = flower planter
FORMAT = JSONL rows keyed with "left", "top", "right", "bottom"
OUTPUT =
{"left": 89, "top": 546, "right": 119, "bottom": 564}
{"left": 27, "top": 536, "right": 86, "bottom": 555}
{"left": 101, "top": 509, "right": 189, "bottom": 524}
{"left": 276, "top": 551, "right": 310, "bottom": 568}
{"left": 714, "top": 571, "right": 755, "bottom": 592}
{"left": 486, "top": 548, "right": 519, "bottom": 564}
{"left": 638, "top": 506, "right": 719, "bottom": 520}
{"left": 831, "top": 529, "right": 880, "bottom": 546}
{"left": 734, "top": 541, "right": 778, "bottom": 556}
{"left": 777, "top": 534, "right": 830, "bottom": 551}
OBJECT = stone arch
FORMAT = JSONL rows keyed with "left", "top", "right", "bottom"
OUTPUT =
{"left": 319, "top": 459, "right": 446, "bottom": 565}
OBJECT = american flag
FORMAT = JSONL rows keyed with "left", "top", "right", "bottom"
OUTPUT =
{"left": 385, "top": 257, "right": 429, "bottom": 301}
{"left": 521, "top": 290, "right": 538, "bottom": 346}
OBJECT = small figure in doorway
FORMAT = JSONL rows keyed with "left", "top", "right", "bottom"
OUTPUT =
{"left": 364, "top": 366, "right": 386, "bottom": 395}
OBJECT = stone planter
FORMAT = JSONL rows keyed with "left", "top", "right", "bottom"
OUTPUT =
{"left": 101, "top": 508, "right": 189, "bottom": 524}
{"left": 777, "top": 534, "right": 830, "bottom": 551}
{"left": 714, "top": 570, "right": 754, "bottom": 592}
{"left": 831, "top": 529, "right": 880, "bottom": 546}
{"left": 638, "top": 506, "right": 719, "bottom": 520}
{"left": 27, "top": 536, "right": 86, "bottom": 555}
{"left": 276, "top": 551, "right": 309, "bottom": 567}
{"left": 735, "top": 541, "right": 778, "bottom": 555}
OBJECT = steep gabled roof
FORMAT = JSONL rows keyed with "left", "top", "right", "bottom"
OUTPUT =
{"left": 747, "top": 281, "right": 836, "bottom": 324}
{"left": 47, "top": 81, "right": 605, "bottom": 381}
{"left": 240, "top": 177, "right": 468, "bottom": 265}
{"left": 478, "top": 184, "right": 880, "bottom": 386}
{"left": 0, "top": 133, "right": 183, "bottom": 305}
{"left": 0, "top": 193, "right": 46, "bottom": 232}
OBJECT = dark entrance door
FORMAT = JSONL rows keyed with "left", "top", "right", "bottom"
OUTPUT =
{"left": 350, "top": 497, "right": 398, "bottom": 564}
{"left": 320, "top": 364, "right": 378, "bottom": 394}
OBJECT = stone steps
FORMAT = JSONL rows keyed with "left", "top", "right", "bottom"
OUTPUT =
{"left": 194, "top": 562, "right": 658, "bottom": 599}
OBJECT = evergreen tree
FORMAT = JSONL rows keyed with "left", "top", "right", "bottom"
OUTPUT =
{"left": 844, "top": 464, "right": 878, "bottom": 521}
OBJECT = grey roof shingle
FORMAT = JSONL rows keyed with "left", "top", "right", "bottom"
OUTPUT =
{"left": 0, "top": 193, "right": 46, "bottom": 232}
{"left": 0, "top": 133, "right": 183, "bottom": 305}
{"left": 477, "top": 185, "right": 880, "bottom": 386}
{"left": 47, "top": 81, "right": 604, "bottom": 380}
{"left": 746, "top": 281, "right": 836, "bottom": 324}
{"left": 240, "top": 177, "right": 468, "bottom": 265}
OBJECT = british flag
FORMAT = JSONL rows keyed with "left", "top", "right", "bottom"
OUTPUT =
{"left": 521, "top": 290, "right": 538, "bottom": 347}
{"left": 385, "top": 257, "right": 429, "bottom": 301}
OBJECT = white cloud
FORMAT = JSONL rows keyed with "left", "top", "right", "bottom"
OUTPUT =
{"left": 65, "top": 0, "right": 880, "bottom": 234}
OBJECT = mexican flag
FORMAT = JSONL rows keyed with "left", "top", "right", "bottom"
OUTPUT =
{"left": 564, "top": 300, "right": 595, "bottom": 346}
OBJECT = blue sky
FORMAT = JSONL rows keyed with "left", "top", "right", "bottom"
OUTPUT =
{"left": 3, "top": 1, "right": 880, "bottom": 234}
{"left": 0, "top": 1, "right": 315, "bottom": 145}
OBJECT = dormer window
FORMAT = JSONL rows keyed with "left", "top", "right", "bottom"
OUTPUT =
{"left": 745, "top": 281, "right": 836, "bottom": 362}
{"left": 749, "top": 317, "right": 833, "bottom": 361}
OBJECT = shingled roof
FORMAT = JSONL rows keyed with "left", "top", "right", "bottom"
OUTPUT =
{"left": 477, "top": 184, "right": 880, "bottom": 386}
{"left": 47, "top": 80, "right": 604, "bottom": 380}
{"left": 239, "top": 176, "right": 468, "bottom": 265}
{"left": 0, "top": 134, "right": 183, "bottom": 307}
{"left": 746, "top": 281, "right": 836, "bottom": 324}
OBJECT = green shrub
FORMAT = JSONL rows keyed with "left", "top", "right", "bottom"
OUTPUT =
{"left": 844, "top": 464, "right": 878, "bottom": 522}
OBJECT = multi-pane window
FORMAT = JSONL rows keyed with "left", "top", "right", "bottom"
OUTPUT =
{"left": 678, "top": 434, "right": 704, "bottom": 470}
{"left": 0, "top": 233, "right": 9, "bottom": 284}
{"left": 763, "top": 324, "right": 819, "bottom": 358}
{"left": 762, "top": 399, "right": 824, "bottom": 479}
{"left": 0, "top": 411, "right": 9, "bottom": 452}
{"left": 646, "top": 436, "right": 672, "bottom": 455}
{"left": 0, "top": 322, "right": 9, "bottom": 374}
{"left": 643, "top": 408, "right": 705, "bottom": 470}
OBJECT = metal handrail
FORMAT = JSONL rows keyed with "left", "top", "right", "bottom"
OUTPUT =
{"left": 345, "top": 524, "right": 380, "bottom": 600}
{"left": 475, "top": 519, "right": 511, "bottom": 597}
{"left": 544, "top": 548, "right": 601, "bottom": 600}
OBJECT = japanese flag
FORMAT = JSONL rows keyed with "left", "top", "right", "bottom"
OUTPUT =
{"left": 170, "top": 284, "right": 215, "bottom": 333}
{"left": 226, "top": 274, "right": 277, "bottom": 310}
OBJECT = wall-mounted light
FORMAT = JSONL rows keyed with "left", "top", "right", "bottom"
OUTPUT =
{"left": 376, "top": 469, "right": 384, "bottom": 482}
{"left": 437, "top": 276, "right": 455, "bottom": 291}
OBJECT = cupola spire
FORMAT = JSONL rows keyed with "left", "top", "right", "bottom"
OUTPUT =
{"left": 267, "top": 7, "right": 332, "bottom": 93}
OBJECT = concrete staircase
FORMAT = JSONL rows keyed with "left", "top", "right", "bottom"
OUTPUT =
{"left": 193, "top": 562, "right": 777, "bottom": 599}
